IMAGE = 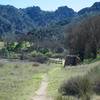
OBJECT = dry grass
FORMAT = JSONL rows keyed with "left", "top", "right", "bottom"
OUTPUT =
{"left": 47, "top": 61, "right": 100, "bottom": 100}
{"left": 0, "top": 61, "right": 53, "bottom": 100}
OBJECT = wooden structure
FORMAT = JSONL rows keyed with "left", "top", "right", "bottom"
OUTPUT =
{"left": 64, "top": 55, "right": 80, "bottom": 67}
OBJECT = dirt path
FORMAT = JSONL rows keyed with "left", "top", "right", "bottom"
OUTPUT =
{"left": 32, "top": 74, "right": 51, "bottom": 100}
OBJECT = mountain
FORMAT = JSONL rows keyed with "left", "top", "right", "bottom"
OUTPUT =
{"left": 23, "top": 6, "right": 76, "bottom": 26}
{"left": 0, "top": 2, "right": 100, "bottom": 40}
{"left": 0, "top": 5, "right": 35, "bottom": 35}
{"left": 0, "top": 5, "right": 76, "bottom": 37}
{"left": 78, "top": 2, "right": 100, "bottom": 15}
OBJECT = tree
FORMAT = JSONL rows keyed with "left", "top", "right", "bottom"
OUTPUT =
{"left": 65, "top": 14, "right": 100, "bottom": 61}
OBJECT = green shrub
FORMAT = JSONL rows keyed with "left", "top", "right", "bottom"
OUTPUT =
{"left": 14, "top": 41, "right": 28, "bottom": 52}
{"left": 59, "top": 76, "right": 92, "bottom": 99}
{"left": 6, "top": 42, "right": 17, "bottom": 51}
{"left": 45, "top": 51, "right": 53, "bottom": 57}
{"left": 1, "top": 48, "right": 9, "bottom": 58}
{"left": 31, "top": 51, "right": 43, "bottom": 57}
{"left": 87, "top": 66, "right": 100, "bottom": 95}
{"left": 9, "top": 52, "right": 18, "bottom": 59}
{"left": 39, "top": 48, "right": 49, "bottom": 54}
{"left": 0, "top": 47, "right": 19, "bottom": 59}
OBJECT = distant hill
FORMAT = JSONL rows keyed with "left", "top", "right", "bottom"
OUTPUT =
{"left": 0, "top": 5, "right": 76, "bottom": 36}
{"left": 0, "top": 2, "right": 100, "bottom": 41}
{"left": 78, "top": 2, "right": 100, "bottom": 15}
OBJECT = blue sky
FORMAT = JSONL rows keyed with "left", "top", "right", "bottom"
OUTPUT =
{"left": 0, "top": 0, "right": 100, "bottom": 11}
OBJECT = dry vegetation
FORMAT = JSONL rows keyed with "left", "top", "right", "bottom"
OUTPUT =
{"left": 47, "top": 61, "right": 100, "bottom": 100}
{"left": 0, "top": 61, "right": 53, "bottom": 100}
{"left": 0, "top": 59, "right": 99, "bottom": 100}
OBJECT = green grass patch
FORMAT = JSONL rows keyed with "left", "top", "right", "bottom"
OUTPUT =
{"left": 83, "top": 55, "right": 100, "bottom": 64}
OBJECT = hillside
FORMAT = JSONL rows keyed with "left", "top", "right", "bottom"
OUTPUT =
{"left": 78, "top": 2, "right": 100, "bottom": 15}
{"left": 0, "top": 2, "right": 100, "bottom": 41}
{"left": 0, "top": 5, "right": 76, "bottom": 37}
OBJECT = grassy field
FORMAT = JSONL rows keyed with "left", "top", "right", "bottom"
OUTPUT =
{"left": 47, "top": 62, "right": 100, "bottom": 100}
{"left": 0, "top": 59, "right": 100, "bottom": 100}
{"left": 0, "top": 61, "right": 54, "bottom": 100}
{"left": 83, "top": 55, "right": 100, "bottom": 64}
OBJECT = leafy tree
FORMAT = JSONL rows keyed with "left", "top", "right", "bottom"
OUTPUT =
{"left": 65, "top": 15, "right": 100, "bottom": 61}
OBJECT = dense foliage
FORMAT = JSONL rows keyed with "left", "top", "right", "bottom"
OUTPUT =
{"left": 1, "top": 2, "right": 100, "bottom": 42}
{"left": 0, "top": 5, "right": 76, "bottom": 39}
{"left": 0, "top": 2, "right": 100, "bottom": 61}
{"left": 65, "top": 15, "right": 100, "bottom": 61}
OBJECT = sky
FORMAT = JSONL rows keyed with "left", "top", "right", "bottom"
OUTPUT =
{"left": 0, "top": 0, "right": 100, "bottom": 11}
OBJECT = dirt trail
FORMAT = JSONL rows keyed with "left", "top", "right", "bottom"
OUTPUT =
{"left": 32, "top": 74, "right": 51, "bottom": 100}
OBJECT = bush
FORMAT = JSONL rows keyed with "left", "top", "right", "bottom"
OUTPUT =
{"left": 0, "top": 48, "right": 18, "bottom": 59}
{"left": 87, "top": 66, "right": 100, "bottom": 95}
{"left": 6, "top": 42, "right": 17, "bottom": 51}
{"left": 93, "top": 77, "right": 100, "bottom": 95}
{"left": 0, "top": 48, "right": 9, "bottom": 58}
{"left": 31, "top": 51, "right": 43, "bottom": 57}
{"left": 55, "top": 47, "right": 64, "bottom": 53}
{"left": 33, "top": 55, "right": 48, "bottom": 63}
{"left": 86, "top": 65, "right": 100, "bottom": 95}
{"left": 59, "top": 76, "right": 92, "bottom": 99}
{"left": 9, "top": 52, "right": 18, "bottom": 59}
{"left": 19, "top": 52, "right": 28, "bottom": 60}
{"left": 39, "top": 48, "right": 49, "bottom": 54}
{"left": 30, "top": 51, "right": 48, "bottom": 63}
{"left": 52, "top": 53, "right": 64, "bottom": 58}
{"left": 45, "top": 51, "right": 53, "bottom": 57}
